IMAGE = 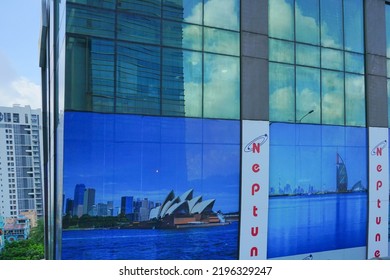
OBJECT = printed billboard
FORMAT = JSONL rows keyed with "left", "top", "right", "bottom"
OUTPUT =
{"left": 62, "top": 112, "right": 240, "bottom": 260}
{"left": 367, "top": 127, "right": 389, "bottom": 259}
{"left": 268, "top": 123, "right": 368, "bottom": 259}
{"left": 240, "top": 120, "right": 270, "bottom": 259}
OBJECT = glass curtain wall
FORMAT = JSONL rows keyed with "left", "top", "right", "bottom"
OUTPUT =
{"left": 61, "top": 0, "right": 241, "bottom": 260}
{"left": 65, "top": 0, "right": 240, "bottom": 120}
{"left": 269, "top": 0, "right": 365, "bottom": 127}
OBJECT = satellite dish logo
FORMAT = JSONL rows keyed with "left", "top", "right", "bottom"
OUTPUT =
{"left": 371, "top": 140, "right": 387, "bottom": 156}
{"left": 244, "top": 134, "right": 268, "bottom": 153}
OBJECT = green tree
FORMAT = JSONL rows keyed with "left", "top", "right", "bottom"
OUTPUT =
{"left": 0, "top": 219, "right": 45, "bottom": 260}
{"left": 0, "top": 239, "right": 44, "bottom": 260}
{"left": 29, "top": 219, "right": 44, "bottom": 244}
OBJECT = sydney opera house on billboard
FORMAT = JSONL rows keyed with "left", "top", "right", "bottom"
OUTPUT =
{"left": 148, "top": 189, "right": 228, "bottom": 229}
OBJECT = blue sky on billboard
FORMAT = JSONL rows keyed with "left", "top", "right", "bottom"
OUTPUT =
{"left": 270, "top": 123, "right": 368, "bottom": 194}
{"left": 0, "top": 1, "right": 41, "bottom": 109}
{"left": 63, "top": 112, "right": 241, "bottom": 214}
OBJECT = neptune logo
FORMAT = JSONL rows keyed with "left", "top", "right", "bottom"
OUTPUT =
{"left": 244, "top": 134, "right": 268, "bottom": 153}
{"left": 371, "top": 140, "right": 387, "bottom": 156}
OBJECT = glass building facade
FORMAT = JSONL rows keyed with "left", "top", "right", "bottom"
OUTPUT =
{"left": 40, "top": 0, "right": 390, "bottom": 260}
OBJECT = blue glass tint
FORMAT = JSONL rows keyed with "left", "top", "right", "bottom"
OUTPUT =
{"left": 344, "top": 0, "right": 364, "bottom": 53}
{"left": 163, "top": 21, "right": 202, "bottom": 51}
{"left": 295, "top": 0, "right": 319, "bottom": 45}
{"left": 388, "top": 59, "right": 390, "bottom": 78}
{"left": 66, "top": 5, "right": 115, "bottom": 39}
{"left": 162, "top": 48, "right": 185, "bottom": 116}
{"left": 67, "top": 0, "right": 116, "bottom": 9}
{"left": 296, "top": 44, "right": 320, "bottom": 67}
{"left": 117, "top": 12, "right": 160, "bottom": 45}
{"left": 296, "top": 67, "right": 320, "bottom": 124}
{"left": 162, "top": 49, "right": 202, "bottom": 117}
{"left": 269, "top": 39, "right": 294, "bottom": 64}
{"left": 182, "top": 51, "right": 202, "bottom": 117}
{"left": 269, "top": 0, "right": 294, "bottom": 40}
{"left": 163, "top": 0, "right": 203, "bottom": 24}
{"left": 388, "top": 79, "right": 390, "bottom": 125}
{"left": 203, "top": 54, "right": 240, "bottom": 119}
{"left": 345, "top": 52, "right": 364, "bottom": 74}
{"left": 269, "top": 62, "right": 295, "bottom": 122}
{"left": 345, "top": 74, "right": 365, "bottom": 127}
{"left": 387, "top": 5, "right": 390, "bottom": 58}
{"left": 321, "top": 70, "right": 344, "bottom": 125}
{"left": 321, "top": 48, "right": 344, "bottom": 71}
{"left": 204, "top": 27, "right": 239, "bottom": 56}
{"left": 65, "top": 37, "right": 88, "bottom": 111}
{"left": 90, "top": 39, "right": 115, "bottom": 112}
{"left": 320, "top": 0, "right": 343, "bottom": 49}
{"left": 116, "top": 42, "right": 161, "bottom": 115}
{"left": 204, "top": 0, "right": 239, "bottom": 31}
{"left": 117, "top": 0, "right": 161, "bottom": 17}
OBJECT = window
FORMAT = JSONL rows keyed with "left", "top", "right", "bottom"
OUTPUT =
{"left": 269, "top": 0, "right": 365, "bottom": 126}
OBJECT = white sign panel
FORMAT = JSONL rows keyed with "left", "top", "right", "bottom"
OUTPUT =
{"left": 367, "top": 127, "right": 389, "bottom": 259}
{"left": 239, "top": 120, "right": 270, "bottom": 259}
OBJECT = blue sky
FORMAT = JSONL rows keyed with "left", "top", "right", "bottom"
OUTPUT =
{"left": 0, "top": 1, "right": 41, "bottom": 109}
{"left": 63, "top": 112, "right": 241, "bottom": 214}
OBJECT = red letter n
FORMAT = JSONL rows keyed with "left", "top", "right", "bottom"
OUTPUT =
{"left": 250, "top": 247, "right": 258, "bottom": 257}
{"left": 252, "top": 143, "right": 260, "bottom": 154}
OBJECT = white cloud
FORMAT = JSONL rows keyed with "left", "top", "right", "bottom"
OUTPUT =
{"left": 0, "top": 52, "right": 41, "bottom": 109}
{"left": 203, "top": 0, "right": 239, "bottom": 30}
{"left": 270, "top": 86, "right": 295, "bottom": 121}
{"left": 269, "top": 0, "right": 294, "bottom": 39}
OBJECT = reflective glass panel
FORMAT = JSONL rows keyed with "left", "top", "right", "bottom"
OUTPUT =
{"left": 296, "top": 67, "right": 320, "bottom": 124}
{"left": 320, "top": 0, "right": 343, "bottom": 49}
{"left": 269, "top": 39, "right": 294, "bottom": 64}
{"left": 269, "top": 0, "right": 294, "bottom": 40}
{"left": 182, "top": 51, "right": 203, "bottom": 118}
{"left": 116, "top": 42, "right": 161, "bottom": 115}
{"left": 203, "top": 54, "right": 240, "bottom": 119}
{"left": 65, "top": 37, "right": 88, "bottom": 111}
{"left": 295, "top": 0, "right": 319, "bottom": 45}
{"left": 204, "top": 0, "right": 239, "bottom": 31}
{"left": 345, "top": 52, "right": 364, "bottom": 74}
{"left": 345, "top": 74, "right": 365, "bottom": 127}
{"left": 66, "top": 5, "right": 115, "bottom": 39}
{"left": 117, "top": 12, "right": 160, "bottom": 45}
{"left": 344, "top": 0, "right": 364, "bottom": 53}
{"left": 162, "top": 49, "right": 203, "bottom": 117}
{"left": 118, "top": 0, "right": 161, "bottom": 17}
{"left": 269, "top": 62, "right": 295, "bottom": 122}
{"left": 204, "top": 27, "right": 239, "bottom": 56}
{"left": 163, "top": 0, "right": 203, "bottom": 24}
{"left": 388, "top": 79, "right": 390, "bottom": 125}
{"left": 386, "top": 5, "right": 390, "bottom": 57}
{"left": 321, "top": 70, "right": 344, "bottom": 125}
{"left": 321, "top": 48, "right": 344, "bottom": 71}
{"left": 67, "top": 0, "right": 116, "bottom": 10}
{"left": 90, "top": 39, "right": 115, "bottom": 112}
{"left": 296, "top": 44, "right": 320, "bottom": 67}
{"left": 388, "top": 59, "right": 390, "bottom": 78}
{"left": 163, "top": 21, "right": 202, "bottom": 51}
{"left": 162, "top": 48, "right": 186, "bottom": 116}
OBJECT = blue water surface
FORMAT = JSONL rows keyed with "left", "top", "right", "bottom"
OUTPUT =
{"left": 62, "top": 193, "right": 367, "bottom": 259}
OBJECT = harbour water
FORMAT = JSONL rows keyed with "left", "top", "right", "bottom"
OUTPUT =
{"left": 62, "top": 192, "right": 367, "bottom": 259}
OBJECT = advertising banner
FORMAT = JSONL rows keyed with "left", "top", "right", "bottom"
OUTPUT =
{"left": 367, "top": 127, "right": 389, "bottom": 259}
{"left": 239, "top": 120, "right": 270, "bottom": 259}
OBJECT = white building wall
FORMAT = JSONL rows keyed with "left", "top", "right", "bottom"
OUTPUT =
{"left": 0, "top": 105, "right": 44, "bottom": 219}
